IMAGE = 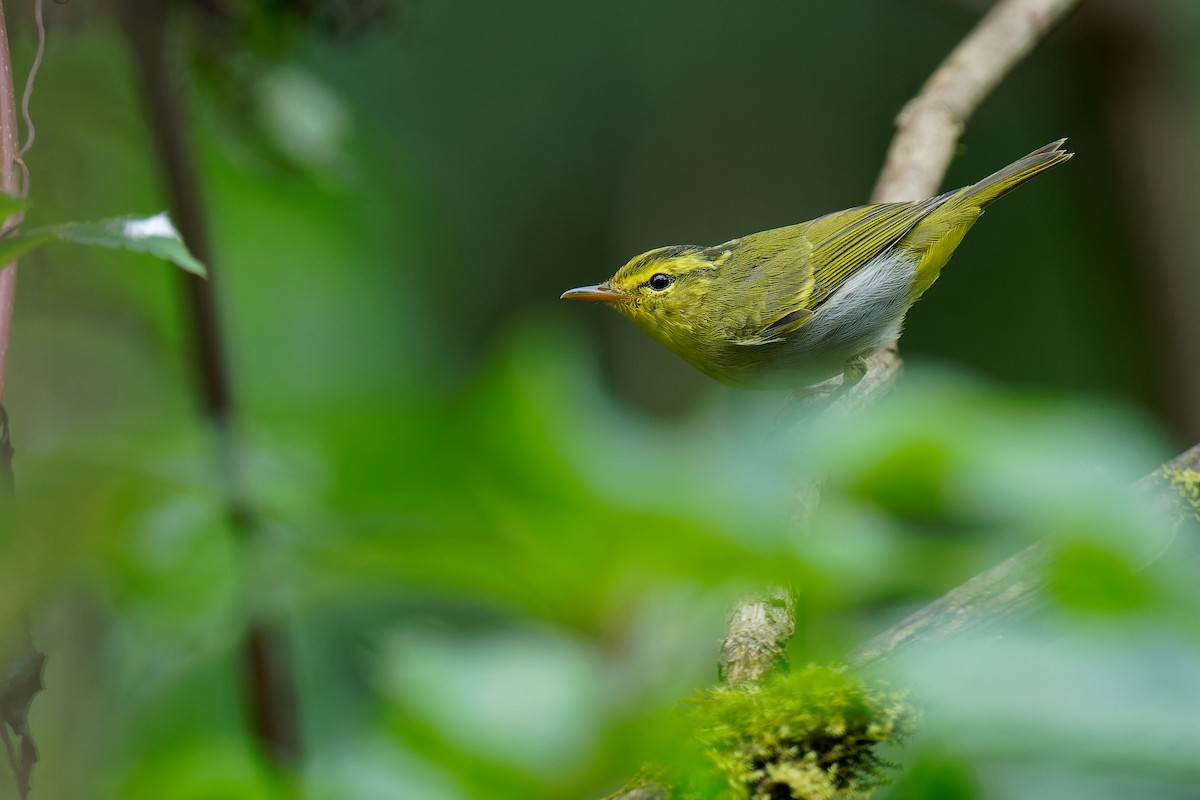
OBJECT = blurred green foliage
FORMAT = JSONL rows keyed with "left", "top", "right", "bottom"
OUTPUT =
{"left": 0, "top": 2, "right": 1199, "bottom": 800}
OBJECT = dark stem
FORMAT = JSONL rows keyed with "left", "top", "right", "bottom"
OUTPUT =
{"left": 117, "top": 0, "right": 301, "bottom": 766}
{"left": 0, "top": 403, "right": 11, "bottom": 504}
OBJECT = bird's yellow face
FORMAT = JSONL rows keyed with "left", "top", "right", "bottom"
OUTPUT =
{"left": 562, "top": 246, "right": 719, "bottom": 349}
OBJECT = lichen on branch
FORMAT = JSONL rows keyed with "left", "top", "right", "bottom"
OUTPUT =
{"left": 678, "top": 665, "right": 915, "bottom": 800}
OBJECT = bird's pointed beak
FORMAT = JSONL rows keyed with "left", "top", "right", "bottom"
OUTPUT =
{"left": 560, "top": 283, "right": 631, "bottom": 305}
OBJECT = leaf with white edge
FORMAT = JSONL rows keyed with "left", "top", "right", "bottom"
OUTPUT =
{"left": 53, "top": 213, "right": 206, "bottom": 276}
{"left": 0, "top": 212, "right": 206, "bottom": 276}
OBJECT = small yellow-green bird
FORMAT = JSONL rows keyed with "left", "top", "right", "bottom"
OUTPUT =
{"left": 562, "top": 140, "right": 1071, "bottom": 389}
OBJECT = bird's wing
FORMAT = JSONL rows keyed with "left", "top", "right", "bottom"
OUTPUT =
{"left": 729, "top": 198, "right": 944, "bottom": 344}
{"left": 801, "top": 199, "right": 945, "bottom": 307}
{"left": 711, "top": 229, "right": 816, "bottom": 345}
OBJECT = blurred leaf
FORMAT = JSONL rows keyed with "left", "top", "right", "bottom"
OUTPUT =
{"left": 882, "top": 750, "right": 982, "bottom": 800}
{"left": 303, "top": 741, "right": 468, "bottom": 800}
{"left": 0, "top": 212, "right": 206, "bottom": 275}
{"left": 113, "top": 738, "right": 278, "bottom": 800}
{"left": 0, "top": 189, "right": 26, "bottom": 219}
{"left": 1046, "top": 540, "right": 1154, "bottom": 614}
{"left": 255, "top": 67, "right": 351, "bottom": 173}
{"left": 885, "top": 626, "right": 1200, "bottom": 775}
{"left": 380, "top": 629, "right": 604, "bottom": 776}
{"left": 847, "top": 437, "right": 959, "bottom": 520}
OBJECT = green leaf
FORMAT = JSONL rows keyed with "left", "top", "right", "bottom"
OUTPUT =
{"left": 0, "top": 229, "right": 53, "bottom": 265}
{"left": 53, "top": 213, "right": 207, "bottom": 276}
{"left": 0, "top": 212, "right": 206, "bottom": 276}
{"left": 0, "top": 191, "right": 27, "bottom": 219}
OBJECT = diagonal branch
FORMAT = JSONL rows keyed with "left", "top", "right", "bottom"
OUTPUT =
{"left": 872, "top": 0, "right": 1081, "bottom": 205}
{"left": 849, "top": 441, "right": 1200, "bottom": 667}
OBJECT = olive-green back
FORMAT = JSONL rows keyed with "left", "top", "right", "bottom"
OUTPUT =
{"left": 724, "top": 140, "right": 1072, "bottom": 343}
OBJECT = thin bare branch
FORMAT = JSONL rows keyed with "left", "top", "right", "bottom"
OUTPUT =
{"left": 872, "top": 0, "right": 1080, "bottom": 204}
{"left": 718, "top": 588, "right": 796, "bottom": 686}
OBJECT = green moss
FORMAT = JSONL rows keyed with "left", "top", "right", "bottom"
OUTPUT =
{"left": 682, "top": 665, "right": 915, "bottom": 800}
{"left": 1161, "top": 466, "right": 1200, "bottom": 524}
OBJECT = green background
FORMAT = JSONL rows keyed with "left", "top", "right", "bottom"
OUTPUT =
{"left": 3, "top": 1, "right": 1200, "bottom": 798}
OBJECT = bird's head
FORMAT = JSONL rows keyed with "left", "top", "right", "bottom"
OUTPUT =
{"left": 561, "top": 245, "right": 721, "bottom": 344}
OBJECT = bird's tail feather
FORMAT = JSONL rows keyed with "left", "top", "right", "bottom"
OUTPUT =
{"left": 906, "top": 139, "right": 1072, "bottom": 298}
{"left": 956, "top": 138, "right": 1073, "bottom": 210}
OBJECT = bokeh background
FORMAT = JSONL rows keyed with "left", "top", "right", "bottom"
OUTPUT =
{"left": 2, "top": 1, "right": 1200, "bottom": 798}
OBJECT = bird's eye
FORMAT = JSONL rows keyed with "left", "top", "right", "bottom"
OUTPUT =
{"left": 647, "top": 273, "right": 674, "bottom": 291}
